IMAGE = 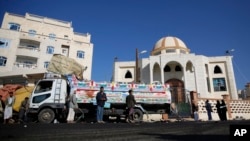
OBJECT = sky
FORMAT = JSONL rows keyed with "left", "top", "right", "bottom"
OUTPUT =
{"left": 0, "top": 0, "right": 249, "bottom": 89}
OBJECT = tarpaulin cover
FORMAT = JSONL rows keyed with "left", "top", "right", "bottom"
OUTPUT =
{"left": 13, "top": 86, "right": 34, "bottom": 112}
{"left": 47, "top": 54, "right": 85, "bottom": 80}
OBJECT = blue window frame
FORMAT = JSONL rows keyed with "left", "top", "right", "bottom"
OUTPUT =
{"left": 0, "top": 56, "right": 7, "bottom": 66}
{"left": 49, "top": 33, "right": 56, "bottom": 40}
{"left": 8, "top": 23, "right": 20, "bottom": 31}
{"left": 77, "top": 50, "right": 85, "bottom": 58}
{"left": 46, "top": 46, "right": 54, "bottom": 54}
{"left": 44, "top": 61, "right": 50, "bottom": 68}
{"left": 28, "top": 29, "right": 36, "bottom": 36}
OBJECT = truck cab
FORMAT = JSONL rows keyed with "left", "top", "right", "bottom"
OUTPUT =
{"left": 28, "top": 78, "right": 70, "bottom": 123}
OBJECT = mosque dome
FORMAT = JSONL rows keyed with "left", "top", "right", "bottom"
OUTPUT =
{"left": 151, "top": 36, "right": 190, "bottom": 55}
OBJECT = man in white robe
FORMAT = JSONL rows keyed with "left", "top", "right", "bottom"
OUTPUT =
{"left": 67, "top": 90, "right": 78, "bottom": 123}
{"left": 4, "top": 92, "right": 15, "bottom": 124}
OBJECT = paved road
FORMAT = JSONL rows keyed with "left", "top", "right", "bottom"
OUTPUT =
{"left": 0, "top": 120, "right": 249, "bottom": 141}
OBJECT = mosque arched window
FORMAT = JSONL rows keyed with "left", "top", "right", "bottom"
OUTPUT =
{"left": 214, "top": 66, "right": 222, "bottom": 74}
{"left": 175, "top": 65, "right": 182, "bottom": 71}
{"left": 125, "top": 70, "right": 132, "bottom": 78}
{"left": 186, "top": 62, "right": 193, "bottom": 72}
{"left": 164, "top": 65, "right": 171, "bottom": 72}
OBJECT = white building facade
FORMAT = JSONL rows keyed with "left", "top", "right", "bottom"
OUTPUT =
{"left": 113, "top": 36, "right": 238, "bottom": 101}
{"left": 0, "top": 12, "right": 93, "bottom": 85}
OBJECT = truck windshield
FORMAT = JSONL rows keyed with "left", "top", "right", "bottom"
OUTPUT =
{"left": 34, "top": 80, "right": 53, "bottom": 93}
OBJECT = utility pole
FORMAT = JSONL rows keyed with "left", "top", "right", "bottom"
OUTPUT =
{"left": 135, "top": 48, "right": 139, "bottom": 83}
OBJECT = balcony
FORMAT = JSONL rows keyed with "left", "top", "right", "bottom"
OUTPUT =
{"left": 14, "top": 62, "right": 37, "bottom": 69}
{"left": 16, "top": 45, "right": 40, "bottom": 58}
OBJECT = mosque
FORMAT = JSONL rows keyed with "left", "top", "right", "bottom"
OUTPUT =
{"left": 113, "top": 36, "right": 238, "bottom": 104}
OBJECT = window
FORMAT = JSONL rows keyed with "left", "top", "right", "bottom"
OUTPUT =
{"left": 44, "top": 61, "right": 50, "bottom": 68}
{"left": 46, "top": 46, "right": 54, "bottom": 54}
{"left": 214, "top": 65, "right": 222, "bottom": 74}
{"left": 125, "top": 70, "right": 132, "bottom": 78}
{"left": 166, "top": 49, "right": 176, "bottom": 53}
{"left": 77, "top": 50, "right": 85, "bottom": 58}
{"left": 180, "top": 50, "right": 186, "bottom": 54}
{"left": 0, "top": 38, "right": 9, "bottom": 48}
{"left": 206, "top": 77, "right": 211, "bottom": 92}
{"left": 0, "top": 56, "right": 7, "bottom": 66}
{"left": 8, "top": 23, "right": 20, "bottom": 31}
{"left": 28, "top": 30, "right": 36, "bottom": 36}
{"left": 164, "top": 65, "right": 171, "bottom": 72}
{"left": 64, "top": 35, "right": 68, "bottom": 39}
{"left": 23, "top": 61, "right": 33, "bottom": 68}
{"left": 34, "top": 80, "right": 53, "bottom": 93}
{"left": 175, "top": 65, "right": 182, "bottom": 71}
{"left": 49, "top": 33, "right": 56, "bottom": 40}
{"left": 213, "top": 78, "right": 227, "bottom": 91}
{"left": 32, "top": 94, "right": 51, "bottom": 103}
{"left": 62, "top": 48, "right": 68, "bottom": 56}
{"left": 27, "top": 45, "right": 39, "bottom": 51}
{"left": 154, "top": 51, "right": 161, "bottom": 55}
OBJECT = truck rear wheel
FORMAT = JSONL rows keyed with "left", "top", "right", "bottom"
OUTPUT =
{"left": 133, "top": 109, "right": 143, "bottom": 121}
{"left": 38, "top": 108, "right": 55, "bottom": 123}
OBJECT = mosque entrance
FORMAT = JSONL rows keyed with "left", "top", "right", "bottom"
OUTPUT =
{"left": 165, "top": 79, "right": 191, "bottom": 118}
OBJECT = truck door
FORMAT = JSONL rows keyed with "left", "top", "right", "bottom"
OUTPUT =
{"left": 30, "top": 80, "right": 54, "bottom": 108}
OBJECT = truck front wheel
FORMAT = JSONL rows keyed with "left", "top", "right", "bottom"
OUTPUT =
{"left": 38, "top": 108, "right": 55, "bottom": 123}
{"left": 133, "top": 109, "right": 143, "bottom": 121}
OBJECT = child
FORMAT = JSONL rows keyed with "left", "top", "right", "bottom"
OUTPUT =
{"left": 194, "top": 108, "right": 199, "bottom": 121}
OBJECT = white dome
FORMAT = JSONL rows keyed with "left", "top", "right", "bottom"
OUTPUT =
{"left": 151, "top": 36, "right": 190, "bottom": 55}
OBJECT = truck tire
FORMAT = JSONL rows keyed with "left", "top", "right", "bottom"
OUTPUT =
{"left": 133, "top": 109, "right": 143, "bottom": 121}
{"left": 38, "top": 108, "right": 55, "bottom": 123}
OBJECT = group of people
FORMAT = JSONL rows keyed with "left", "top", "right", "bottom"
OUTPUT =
{"left": 205, "top": 99, "right": 227, "bottom": 121}
{"left": 65, "top": 86, "right": 137, "bottom": 124}
{"left": 216, "top": 100, "right": 228, "bottom": 121}
{"left": 0, "top": 86, "right": 137, "bottom": 124}
{"left": 95, "top": 86, "right": 137, "bottom": 123}
{"left": 0, "top": 92, "right": 29, "bottom": 124}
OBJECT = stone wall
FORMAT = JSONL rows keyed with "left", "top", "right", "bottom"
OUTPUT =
{"left": 195, "top": 97, "right": 250, "bottom": 121}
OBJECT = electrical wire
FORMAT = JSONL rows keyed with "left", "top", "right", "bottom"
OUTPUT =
{"left": 232, "top": 58, "right": 249, "bottom": 84}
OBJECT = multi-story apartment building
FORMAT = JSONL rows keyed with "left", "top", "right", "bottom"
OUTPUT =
{"left": 0, "top": 12, "right": 93, "bottom": 86}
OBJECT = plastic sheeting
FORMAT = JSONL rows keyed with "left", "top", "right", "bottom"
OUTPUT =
{"left": 47, "top": 54, "right": 86, "bottom": 80}
{"left": 0, "top": 85, "right": 34, "bottom": 112}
